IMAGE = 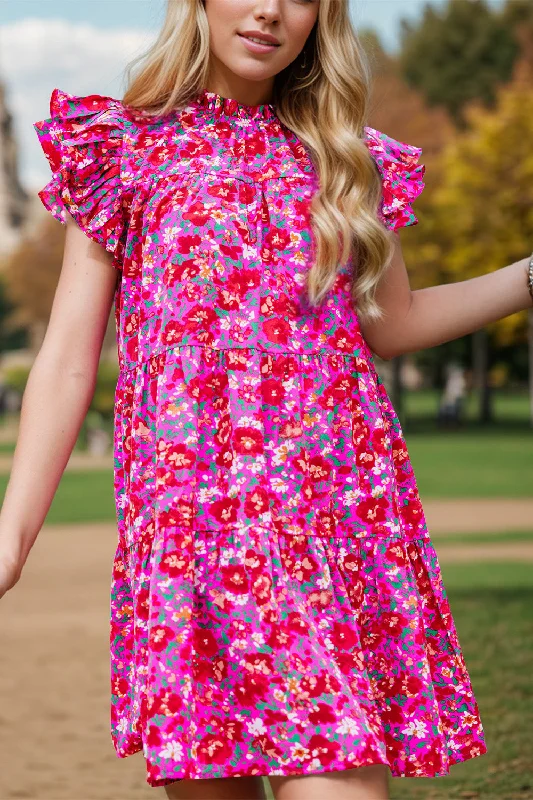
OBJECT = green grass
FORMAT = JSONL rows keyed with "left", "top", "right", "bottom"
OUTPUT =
{"left": 262, "top": 562, "right": 533, "bottom": 800}
{"left": 404, "top": 432, "right": 532, "bottom": 498}
{"left": 403, "top": 388, "right": 531, "bottom": 425}
{"left": 0, "top": 469, "right": 116, "bottom": 524}
{"left": 431, "top": 529, "right": 533, "bottom": 546}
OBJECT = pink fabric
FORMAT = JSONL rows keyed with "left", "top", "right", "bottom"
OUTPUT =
{"left": 34, "top": 87, "right": 486, "bottom": 786}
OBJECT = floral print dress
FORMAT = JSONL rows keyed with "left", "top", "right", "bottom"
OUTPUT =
{"left": 34, "top": 87, "right": 486, "bottom": 787}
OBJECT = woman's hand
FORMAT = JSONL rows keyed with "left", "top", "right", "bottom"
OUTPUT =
{"left": 0, "top": 536, "right": 24, "bottom": 599}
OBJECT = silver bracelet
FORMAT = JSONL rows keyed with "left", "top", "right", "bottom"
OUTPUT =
{"left": 528, "top": 252, "right": 533, "bottom": 302}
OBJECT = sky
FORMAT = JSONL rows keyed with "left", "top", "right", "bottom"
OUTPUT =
{"left": 0, "top": 0, "right": 504, "bottom": 189}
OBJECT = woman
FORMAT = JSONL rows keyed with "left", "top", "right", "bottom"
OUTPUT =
{"left": 1, "top": 0, "right": 532, "bottom": 798}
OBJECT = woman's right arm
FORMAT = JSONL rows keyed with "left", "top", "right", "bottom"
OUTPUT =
{"left": 0, "top": 214, "right": 120, "bottom": 599}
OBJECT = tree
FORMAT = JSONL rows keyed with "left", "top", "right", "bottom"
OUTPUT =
{"left": 398, "top": 0, "right": 519, "bottom": 128}
{"left": 432, "top": 57, "right": 533, "bottom": 423}
{"left": 2, "top": 215, "right": 65, "bottom": 354}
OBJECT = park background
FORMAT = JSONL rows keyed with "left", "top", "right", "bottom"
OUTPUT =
{"left": 0, "top": 0, "right": 532, "bottom": 798}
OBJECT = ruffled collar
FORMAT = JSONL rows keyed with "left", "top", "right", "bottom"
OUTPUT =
{"left": 190, "top": 88, "right": 277, "bottom": 121}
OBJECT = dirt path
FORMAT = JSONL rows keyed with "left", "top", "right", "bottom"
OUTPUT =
{"left": 435, "top": 542, "right": 533, "bottom": 562}
{"left": 422, "top": 498, "right": 533, "bottom": 534}
{"left": 0, "top": 526, "right": 155, "bottom": 800}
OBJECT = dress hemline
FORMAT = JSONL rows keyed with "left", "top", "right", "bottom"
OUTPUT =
{"left": 112, "top": 740, "right": 488, "bottom": 787}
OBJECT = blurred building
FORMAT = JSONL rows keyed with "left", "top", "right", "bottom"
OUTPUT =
{"left": 0, "top": 81, "right": 29, "bottom": 259}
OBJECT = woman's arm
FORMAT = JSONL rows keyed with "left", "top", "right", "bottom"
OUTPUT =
{"left": 0, "top": 215, "right": 119, "bottom": 598}
{"left": 359, "top": 231, "right": 532, "bottom": 361}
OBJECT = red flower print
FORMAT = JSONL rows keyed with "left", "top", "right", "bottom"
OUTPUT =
{"left": 309, "top": 455, "right": 331, "bottom": 483}
{"left": 210, "top": 497, "right": 240, "bottom": 524}
{"left": 244, "top": 487, "right": 270, "bottom": 518}
{"left": 371, "top": 427, "right": 389, "bottom": 455}
{"left": 279, "top": 418, "right": 303, "bottom": 438}
{"left": 162, "top": 319, "right": 185, "bottom": 347}
{"left": 233, "top": 427, "right": 264, "bottom": 456}
{"left": 401, "top": 494, "right": 424, "bottom": 526}
{"left": 244, "top": 653, "right": 273, "bottom": 675}
{"left": 215, "top": 414, "right": 232, "bottom": 446}
{"left": 356, "top": 496, "right": 389, "bottom": 524}
{"left": 168, "top": 259, "right": 201, "bottom": 283}
{"left": 331, "top": 621, "right": 359, "bottom": 651}
{"left": 262, "top": 317, "right": 292, "bottom": 346}
{"left": 163, "top": 442, "right": 196, "bottom": 470}
{"left": 176, "top": 233, "right": 202, "bottom": 254}
{"left": 221, "top": 564, "right": 249, "bottom": 594}
{"left": 239, "top": 183, "right": 255, "bottom": 205}
{"left": 217, "top": 286, "right": 241, "bottom": 311}
{"left": 271, "top": 354, "right": 298, "bottom": 379}
{"left": 208, "top": 182, "right": 237, "bottom": 202}
{"left": 355, "top": 445, "right": 376, "bottom": 470}
{"left": 148, "top": 144, "right": 176, "bottom": 167}
{"left": 261, "top": 378, "right": 285, "bottom": 405}
{"left": 231, "top": 267, "right": 261, "bottom": 295}
{"left": 181, "top": 135, "right": 213, "bottom": 159}
{"left": 384, "top": 542, "right": 408, "bottom": 568}
{"left": 308, "top": 734, "right": 339, "bottom": 766}
{"left": 183, "top": 200, "right": 211, "bottom": 227}
{"left": 251, "top": 573, "right": 272, "bottom": 605}
{"left": 235, "top": 672, "right": 270, "bottom": 704}
{"left": 329, "top": 327, "right": 359, "bottom": 352}
{"left": 309, "top": 703, "right": 337, "bottom": 726}
{"left": 391, "top": 436, "right": 411, "bottom": 467}
{"left": 149, "top": 624, "right": 175, "bottom": 652}
{"left": 193, "top": 626, "right": 219, "bottom": 657}
{"left": 265, "top": 226, "right": 291, "bottom": 252}
{"left": 146, "top": 725, "right": 162, "bottom": 748}
{"left": 379, "top": 611, "right": 408, "bottom": 637}
{"left": 159, "top": 550, "right": 189, "bottom": 578}
{"left": 113, "top": 677, "right": 129, "bottom": 697}
{"left": 198, "top": 734, "right": 232, "bottom": 765}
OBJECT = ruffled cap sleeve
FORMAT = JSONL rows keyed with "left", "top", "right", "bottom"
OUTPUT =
{"left": 363, "top": 125, "right": 426, "bottom": 232}
{"left": 33, "top": 88, "right": 131, "bottom": 267}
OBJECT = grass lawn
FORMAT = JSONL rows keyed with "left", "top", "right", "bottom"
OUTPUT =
{"left": 262, "top": 562, "right": 533, "bottom": 800}
{"left": 431, "top": 529, "right": 533, "bottom": 546}
{"left": 0, "top": 470, "right": 117, "bottom": 524}
{"left": 403, "top": 388, "right": 531, "bottom": 425}
{"left": 401, "top": 432, "right": 532, "bottom": 498}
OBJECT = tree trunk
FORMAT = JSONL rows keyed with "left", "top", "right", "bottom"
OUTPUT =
{"left": 472, "top": 328, "right": 492, "bottom": 424}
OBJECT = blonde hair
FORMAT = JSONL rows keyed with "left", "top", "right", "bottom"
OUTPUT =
{"left": 122, "top": 0, "right": 393, "bottom": 322}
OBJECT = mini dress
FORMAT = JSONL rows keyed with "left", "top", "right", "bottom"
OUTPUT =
{"left": 34, "top": 87, "right": 486, "bottom": 787}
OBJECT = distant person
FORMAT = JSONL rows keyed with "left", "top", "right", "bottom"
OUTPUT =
{"left": 438, "top": 361, "right": 467, "bottom": 426}
{"left": 1, "top": 1, "right": 533, "bottom": 799}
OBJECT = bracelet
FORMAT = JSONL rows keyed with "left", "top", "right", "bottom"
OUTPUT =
{"left": 528, "top": 252, "right": 533, "bottom": 302}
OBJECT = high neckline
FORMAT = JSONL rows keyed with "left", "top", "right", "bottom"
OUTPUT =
{"left": 191, "top": 88, "right": 277, "bottom": 121}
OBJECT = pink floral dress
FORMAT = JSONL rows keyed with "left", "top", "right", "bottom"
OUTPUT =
{"left": 34, "top": 87, "right": 486, "bottom": 787}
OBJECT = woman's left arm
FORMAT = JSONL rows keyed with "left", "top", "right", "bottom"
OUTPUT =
{"left": 359, "top": 232, "right": 533, "bottom": 361}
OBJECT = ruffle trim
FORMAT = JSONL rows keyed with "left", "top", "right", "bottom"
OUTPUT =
{"left": 33, "top": 88, "right": 131, "bottom": 267}
{"left": 363, "top": 126, "right": 426, "bottom": 232}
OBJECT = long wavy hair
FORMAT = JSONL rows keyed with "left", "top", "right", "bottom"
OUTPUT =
{"left": 122, "top": 0, "right": 393, "bottom": 322}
